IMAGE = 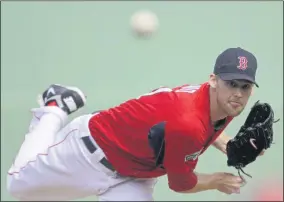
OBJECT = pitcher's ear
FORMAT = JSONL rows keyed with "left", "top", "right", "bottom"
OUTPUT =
{"left": 251, "top": 86, "right": 254, "bottom": 96}
{"left": 209, "top": 74, "right": 217, "bottom": 89}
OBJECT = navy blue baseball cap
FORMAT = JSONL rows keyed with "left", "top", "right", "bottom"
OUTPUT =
{"left": 213, "top": 47, "right": 259, "bottom": 87}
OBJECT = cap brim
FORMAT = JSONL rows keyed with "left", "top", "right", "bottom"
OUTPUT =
{"left": 218, "top": 73, "right": 259, "bottom": 87}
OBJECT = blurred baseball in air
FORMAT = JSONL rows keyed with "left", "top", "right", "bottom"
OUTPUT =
{"left": 130, "top": 10, "right": 159, "bottom": 37}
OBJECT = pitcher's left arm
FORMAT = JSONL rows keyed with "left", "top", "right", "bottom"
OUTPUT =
{"left": 212, "top": 132, "right": 231, "bottom": 154}
{"left": 213, "top": 132, "right": 265, "bottom": 156}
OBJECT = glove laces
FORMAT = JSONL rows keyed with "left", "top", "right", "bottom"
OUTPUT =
{"left": 238, "top": 167, "right": 252, "bottom": 178}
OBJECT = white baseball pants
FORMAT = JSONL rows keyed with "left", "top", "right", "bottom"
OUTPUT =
{"left": 7, "top": 107, "right": 157, "bottom": 201}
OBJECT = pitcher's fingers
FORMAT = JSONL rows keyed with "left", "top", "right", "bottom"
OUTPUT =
{"left": 224, "top": 183, "right": 243, "bottom": 190}
{"left": 223, "top": 172, "right": 236, "bottom": 176}
{"left": 224, "top": 187, "right": 238, "bottom": 195}
{"left": 240, "top": 176, "right": 247, "bottom": 186}
{"left": 233, "top": 188, "right": 240, "bottom": 194}
{"left": 226, "top": 186, "right": 241, "bottom": 194}
{"left": 226, "top": 176, "right": 243, "bottom": 183}
{"left": 259, "top": 150, "right": 265, "bottom": 156}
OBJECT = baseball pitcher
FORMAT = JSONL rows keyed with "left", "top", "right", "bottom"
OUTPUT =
{"left": 7, "top": 47, "right": 278, "bottom": 201}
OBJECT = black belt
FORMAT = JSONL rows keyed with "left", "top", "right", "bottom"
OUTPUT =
{"left": 81, "top": 136, "right": 116, "bottom": 172}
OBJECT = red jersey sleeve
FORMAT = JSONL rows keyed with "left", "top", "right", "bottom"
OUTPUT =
{"left": 163, "top": 120, "right": 204, "bottom": 192}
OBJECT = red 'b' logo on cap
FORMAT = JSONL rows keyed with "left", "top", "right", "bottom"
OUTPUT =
{"left": 237, "top": 56, "right": 248, "bottom": 70}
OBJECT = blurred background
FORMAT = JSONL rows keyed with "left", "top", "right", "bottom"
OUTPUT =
{"left": 1, "top": 1, "right": 283, "bottom": 201}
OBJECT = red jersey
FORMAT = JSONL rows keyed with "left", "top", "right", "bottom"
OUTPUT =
{"left": 88, "top": 82, "right": 233, "bottom": 191}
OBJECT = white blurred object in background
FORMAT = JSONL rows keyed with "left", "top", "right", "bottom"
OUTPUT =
{"left": 130, "top": 10, "right": 159, "bottom": 37}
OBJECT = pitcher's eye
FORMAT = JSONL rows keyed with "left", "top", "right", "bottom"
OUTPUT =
{"left": 228, "top": 81, "right": 238, "bottom": 88}
{"left": 242, "top": 84, "right": 250, "bottom": 90}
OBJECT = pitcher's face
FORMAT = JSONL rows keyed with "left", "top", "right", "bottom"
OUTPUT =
{"left": 215, "top": 78, "right": 254, "bottom": 117}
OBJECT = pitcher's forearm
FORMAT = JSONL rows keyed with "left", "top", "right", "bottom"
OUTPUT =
{"left": 213, "top": 132, "right": 232, "bottom": 154}
{"left": 179, "top": 172, "right": 216, "bottom": 194}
